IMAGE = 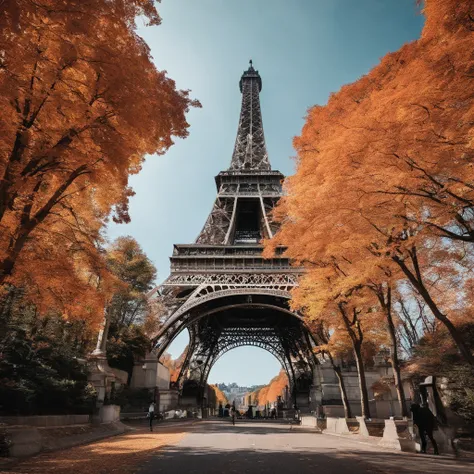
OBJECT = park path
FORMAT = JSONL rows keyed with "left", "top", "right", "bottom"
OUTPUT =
{"left": 2, "top": 420, "right": 473, "bottom": 474}
{"left": 138, "top": 420, "right": 473, "bottom": 474}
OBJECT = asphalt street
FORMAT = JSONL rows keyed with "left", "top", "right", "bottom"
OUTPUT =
{"left": 137, "top": 420, "right": 474, "bottom": 474}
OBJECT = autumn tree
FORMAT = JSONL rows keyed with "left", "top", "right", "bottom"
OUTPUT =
{"left": 267, "top": 0, "right": 474, "bottom": 366}
{"left": 209, "top": 384, "right": 229, "bottom": 408}
{"left": 251, "top": 370, "right": 288, "bottom": 408}
{"left": 365, "top": 279, "right": 408, "bottom": 417}
{"left": 289, "top": 266, "right": 383, "bottom": 419}
{"left": 0, "top": 1, "right": 198, "bottom": 324}
{"left": 396, "top": 290, "right": 436, "bottom": 357}
{"left": 142, "top": 296, "right": 168, "bottom": 341}
{"left": 161, "top": 346, "right": 189, "bottom": 384}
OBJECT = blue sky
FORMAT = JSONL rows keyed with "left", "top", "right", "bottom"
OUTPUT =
{"left": 107, "top": 0, "right": 424, "bottom": 387}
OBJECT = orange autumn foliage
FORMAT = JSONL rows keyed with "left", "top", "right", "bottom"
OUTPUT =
{"left": 265, "top": 0, "right": 474, "bottom": 365}
{"left": 209, "top": 384, "right": 229, "bottom": 406}
{"left": 161, "top": 347, "right": 188, "bottom": 383}
{"left": 0, "top": 1, "right": 198, "bottom": 326}
{"left": 251, "top": 370, "right": 288, "bottom": 407}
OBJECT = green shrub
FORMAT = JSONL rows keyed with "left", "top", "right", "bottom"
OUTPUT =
{"left": 0, "top": 322, "right": 96, "bottom": 415}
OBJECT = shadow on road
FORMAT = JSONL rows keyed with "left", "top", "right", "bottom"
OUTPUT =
{"left": 137, "top": 422, "right": 474, "bottom": 474}
{"left": 190, "top": 420, "right": 319, "bottom": 435}
{"left": 138, "top": 444, "right": 474, "bottom": 474}
{"left": 139, "top": 446, "right": 372, "bottom": 474}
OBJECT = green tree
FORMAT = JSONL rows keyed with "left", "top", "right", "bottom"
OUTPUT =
{"left": 106, "top": 323, "right": 150, "bottom": 384}
{"left": 106, "top": 236, "right": 156, "bottom": 327}
{"left": 0, "top": 305, "right": 96, "bottom": 415}
{"left": 104, "top": 237, "right": 157, "bottom": 381}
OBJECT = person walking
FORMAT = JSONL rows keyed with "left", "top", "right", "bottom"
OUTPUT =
{"left": 148, "top": 401, "right": 155, "bottom": 432}
{"left": 230, "top": 405, "right": 236, "bottom": 426}
{"left": 411, "top": 403, "right": 439, "bottom": 454}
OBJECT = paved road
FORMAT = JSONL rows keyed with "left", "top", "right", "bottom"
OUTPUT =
{"left": 138, "top": 420, "right": 473, "bottom": 474}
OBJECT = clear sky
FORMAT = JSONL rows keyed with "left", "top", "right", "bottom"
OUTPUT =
{"left": 107, "top": 0, "right": 425, "bottom": 387}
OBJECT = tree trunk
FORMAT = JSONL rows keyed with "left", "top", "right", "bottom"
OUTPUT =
{"left": 389, "top": 325, "right": 408, "bottom": 417}
{"left": 0, "top": 226, "right": 34, "bottom": 285}
{"left": 386, "top": 311, "right": 408, "bottom": 418}
{"left": 377, "top": 285, "right": 408, "bottom": 418}
{"left": 338, "top": 303, "right": 371, "bottom": 419}
{"left": 393, "top": 253, "right": 474, "bottom": 366}
{"left": 0, "top": 130, "right": 28, "bottom": 223}
{"left": 333, "top": 364, "right": 352, "bottom": 419}
{"left": 352, "top": 340, "right": 371, "bottom": 419}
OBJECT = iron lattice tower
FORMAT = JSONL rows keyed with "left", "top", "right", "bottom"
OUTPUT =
{"left": 150, "top": 62, "right": 320, "bottom": 409}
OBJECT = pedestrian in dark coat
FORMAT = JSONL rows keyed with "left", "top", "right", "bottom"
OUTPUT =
{"left": 411, "top": 403, "right": 439, "bottom": 454}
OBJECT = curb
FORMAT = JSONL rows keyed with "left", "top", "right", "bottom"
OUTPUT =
{"left": 148, "top": 420, "right": 201, "bottom": 430}
{"left": 321, "top": 430, "right": 466, "bottom": 460}
{"left": 127, "top": 419, "right": 201, "bottom": 430}
{"left": 322, "top": 430, "right": 395, "bottom": 450}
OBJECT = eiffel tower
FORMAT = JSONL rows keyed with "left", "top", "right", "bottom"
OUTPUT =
{"left": 151, "top": 61, "right": 321, "bottom": 411}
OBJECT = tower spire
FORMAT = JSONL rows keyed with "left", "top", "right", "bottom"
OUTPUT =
{"left": 230, "top": 62, "right": 270, "bottom": 171}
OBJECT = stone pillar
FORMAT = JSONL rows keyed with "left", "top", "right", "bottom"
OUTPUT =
{"left": 88, "top": 353, "right": 118, "bottom": 407}
{"left": 87, "top": 311, "right": 117, "bottom": 407}
{"left": 91, "top": 310, "right": 111, "bottom": 357}
{"left": 379, "top": 419, "right": 416, "bottom": 452}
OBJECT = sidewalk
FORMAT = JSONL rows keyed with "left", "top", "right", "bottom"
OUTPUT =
{"left": 0, "top": 424, "right": 188, "bottom": 474}
{"left": 1, "top": 417, "right": 200, "bottom": 468}
{"left": 321, "top": 429, "right": 474, "bottom": 461}
{"left": 0, "top": 422, "right": 130, "bottom": 469}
